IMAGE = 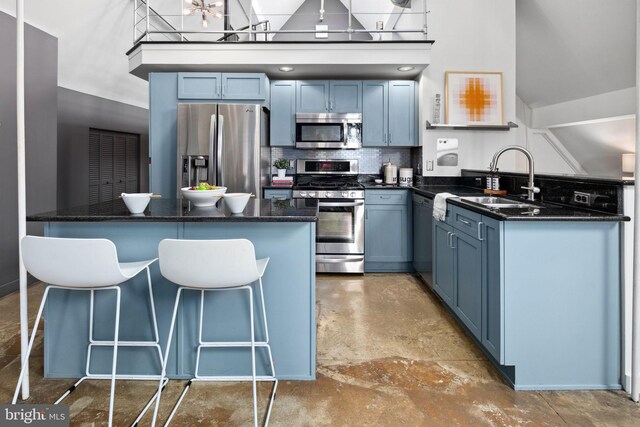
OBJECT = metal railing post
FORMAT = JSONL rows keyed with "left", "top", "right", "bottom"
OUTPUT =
{"left": 423, "top": 0, "right": 428, "bottom": 39}
{"left": 348, "top": 0, "right": 352, "bottom": 41}
{"left": 249, "top": 0, "right": 253, "bottom": 41}
{"left": 146, "top": 0, "right": 150, "bottom": 40}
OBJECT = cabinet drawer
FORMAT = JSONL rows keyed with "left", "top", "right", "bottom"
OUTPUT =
{"left": 366, "top": 190, "right": 408, "bottom": 205}
{"left": 263, "top": 189, "right": 292, "bottom": 200}
{"left": 450, "top": 205, "right": 482, "bottom": 238}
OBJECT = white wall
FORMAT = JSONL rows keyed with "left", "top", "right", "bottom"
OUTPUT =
{"left": 413, "top": 0, "right": 519, "bottom": 176}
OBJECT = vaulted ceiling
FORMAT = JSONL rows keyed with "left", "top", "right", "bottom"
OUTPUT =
{"left": 516, "top": 0, "right": 636, "bottom": 109}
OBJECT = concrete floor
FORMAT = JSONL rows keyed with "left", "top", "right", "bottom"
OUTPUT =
{"left": 1, "top": 273, "right": 639, "bottom": 426}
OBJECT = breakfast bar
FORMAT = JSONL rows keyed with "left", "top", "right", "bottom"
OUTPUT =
{"left": 27, "top": 198, "right": 318, "bottom": 380}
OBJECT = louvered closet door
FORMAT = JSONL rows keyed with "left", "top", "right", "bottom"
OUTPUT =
{"left": 99, "top": 134, "right": 115, "bottom": 202}
{"left": 113, "top": 136, "right": 127, "bottom": 196}
{"left": 125, "top": 136, "right": 139, "bottom": 193}
{"left": 89, "top": 129, "right": 141, "bottom": 204}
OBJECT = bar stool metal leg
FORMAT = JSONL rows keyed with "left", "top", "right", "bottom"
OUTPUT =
{"left": 151, "top": 287, "right": 183, "bottom": 426}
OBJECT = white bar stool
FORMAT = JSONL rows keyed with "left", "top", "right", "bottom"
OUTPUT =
{"left": 152, "top": 239, "right": 277, "bottom": 427}
{"left": 13, "top": 236, "right": 164, "bottom": 427}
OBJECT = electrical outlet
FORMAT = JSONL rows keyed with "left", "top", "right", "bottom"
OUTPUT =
{"left": 289, "top": 159, "right": 295, "bottom": 170}
{"left": 574, "top": 191, "right": 591, "bottom": 206}
{"left": 426, "top": 160, "right": 434, "bottom": 171}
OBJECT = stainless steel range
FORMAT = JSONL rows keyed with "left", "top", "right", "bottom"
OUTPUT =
{"left": 294, "top": 159, "right": 365, "bottom": 274}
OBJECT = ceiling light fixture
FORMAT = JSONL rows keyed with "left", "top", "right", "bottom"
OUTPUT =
{"left": 184, "top": 0, "right": 223, "bottom": 29}
{"left": 397, "top": 66, "right": 415, "bottom": 72}
{"left": 279, "top": 66, "right": 295, "bottom": 72}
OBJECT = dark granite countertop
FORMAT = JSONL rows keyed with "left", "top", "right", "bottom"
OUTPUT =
{"left": 411, "top": 185, "right": 629, "bottom": 222}
{"left": 362, "top": 183, "right": 413, "bottom": 190}
{"left": 27, "top": 198, "right": 318, "bottom": 223}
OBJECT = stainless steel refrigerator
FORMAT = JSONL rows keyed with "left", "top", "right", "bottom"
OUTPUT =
{"left": 177, "top": 103, "right": 269, "bottom": 196}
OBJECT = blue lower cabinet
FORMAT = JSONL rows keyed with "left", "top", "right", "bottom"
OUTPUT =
{"left": 452, "top": 230, "right": 482, "bottom": 341}
{"left": 433, "top": 204, "right": 621, "bottom": 390}
{"left": 481, "top": 216, "right": 503, "bottom": 363}
{"left": 412, "top": 194, "right": 433, "bottom": 283}
{"left": 433, "top": 221, "right": 454, "bottom": 307}
{"left": 364, "top": 190, "right": 412, "bottom": 272}
{"left": 263, "top": 189, "right": 292, "bottom": 200}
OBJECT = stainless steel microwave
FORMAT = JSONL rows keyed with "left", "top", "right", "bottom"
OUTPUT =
{"left": 295, "top": 112, "right": 362, "bottom": 149}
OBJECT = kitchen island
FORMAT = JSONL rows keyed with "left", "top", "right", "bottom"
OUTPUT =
{"left": 28, "top": 198, "right": 318, "bottom": 380}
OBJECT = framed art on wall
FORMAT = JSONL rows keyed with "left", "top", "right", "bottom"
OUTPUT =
{"left": 445, "top": 71, "right": 503, "bottom": 125}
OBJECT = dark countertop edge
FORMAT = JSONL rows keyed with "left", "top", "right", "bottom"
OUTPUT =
{"left": 411, "top": 187, "right": 629, "bottom": 222}
{"left": 262, "top": 185, "right": 294, "bottom": 190}
{"left": 26, "top": 216, "right": 318, "bottom": 223}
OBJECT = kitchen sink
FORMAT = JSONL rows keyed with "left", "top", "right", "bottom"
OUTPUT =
{"left": 459, "top": 196, "right": 543, "bottom": 209}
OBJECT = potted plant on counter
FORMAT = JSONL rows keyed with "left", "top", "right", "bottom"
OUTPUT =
{"left": 273, "top": 158, "right": 290, "bottom": 178}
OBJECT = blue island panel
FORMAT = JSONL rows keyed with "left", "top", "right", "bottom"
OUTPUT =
{"left": 503, "top": 221, "right": 620, "bottom": 390}
{"left": 43, "top": 221, "right": 316, "bottom": 381}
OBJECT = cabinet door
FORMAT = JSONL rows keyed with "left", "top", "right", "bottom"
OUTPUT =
{"left": 481, "top": 215, "right": 503, "bottom": 362}
{"left": 362, "top": 81, "right": 388, "bottom": 147}
{"left": 113, "top": 136, "right": 127, "bottom": 196}
{"left": 178, "top": 72, "right": 222, "bottom": 99}
{"left": 296, "top": 81, "right": 330, "bottom": 112}
{"left": 412, "top": 195, "right": 433, "bottom": 275}
{"left": 222, "top": 73, "right": 267, "bottom": 100}
{"left": 453, "top": 231, "right": 483, "bottom": 341}
{"left": 388, "top": 81, "right": 415, "bottom": 146}
{"left": 365, "top": 204, "right": 409, "bottom": 262}
{"left": 330, "top": 81, "right": 362, "bottom": 112}
{"left": 433, "top": 221, "right": 454, "bottom": 307}
{"left": 270, "top": 81, "right": 296, "bottom": 146}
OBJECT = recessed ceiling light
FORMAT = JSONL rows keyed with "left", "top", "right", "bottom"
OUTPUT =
{"left": 279, "top": 66, "right": 295, "bottom": 72}
{"left": 397, "top": 66, "right": 415, "bottom": 72}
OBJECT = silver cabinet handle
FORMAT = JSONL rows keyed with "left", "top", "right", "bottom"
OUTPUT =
{"left": 388, "top": 132, "right": 392, "bottom": 144}
{"left": 450, "top": 232, "right": 456, "bottom": 249}
{"left": 365, "top": 208, "right": 368, "bottom": 220}
{"left": 447, "top": 231, "right": 452, "bottom": 248}
{"left": 478, "top": 222, "right": 484, "bottom": 241}
{"left": 459, "top": 218, "right": 471, "bottom": 225}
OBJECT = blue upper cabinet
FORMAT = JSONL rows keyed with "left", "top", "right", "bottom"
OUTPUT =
{"left": 362, "top": 80, "right": 416, "bottom": 147}
{"left": 362, "top": 81, "right": 388, "bottom": 146}
{"left": 222, "top": 73, "right": 268, "bottom": 101}
{"left": 329, "top": 81, "right": 362, "bottom": 113}
{"left": 270, "top": 81, "right": 296, "bottom": 147}
{"left": 388, "top": 81, "right": 416, "bottom": 146}
{"left": 178, "top": 72, "right": 267, "bottom": 101}
{"left": 178, "top": 72, "right": 221, "bottom": 99}
{"left": 296, "top": 81, "right": 330, "bottom": 112}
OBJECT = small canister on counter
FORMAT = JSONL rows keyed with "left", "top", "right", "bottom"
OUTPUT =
{"left": 399, "top": 168, "right": 413, "bottom": 187}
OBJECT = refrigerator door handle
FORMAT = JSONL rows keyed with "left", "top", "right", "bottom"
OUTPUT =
{"left": 209, "top": 114, "right": 216, "bottom": 186}
{"left": 217, "top": 114, "right": 224, "bottom": 186}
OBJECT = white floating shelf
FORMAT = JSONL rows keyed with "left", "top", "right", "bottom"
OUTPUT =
{"left": 425, "top": 121, "right": 519, "bottom": 131}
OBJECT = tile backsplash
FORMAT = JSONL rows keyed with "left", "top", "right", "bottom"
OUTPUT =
{"left": 271, "top": 147, "right": 420, "bottom": 175}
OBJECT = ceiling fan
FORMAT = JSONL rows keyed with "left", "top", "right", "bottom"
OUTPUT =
{"left": 183, "top": 0, "right": 224, "bottom": 28}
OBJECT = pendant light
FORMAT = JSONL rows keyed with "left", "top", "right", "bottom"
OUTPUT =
{"left": 184, "top": 0, "right": 223, "bottom": 28}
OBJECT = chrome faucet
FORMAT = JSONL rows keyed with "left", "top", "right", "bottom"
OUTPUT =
{"left": 489, "top": 146, "right": 540, "bottom": 201}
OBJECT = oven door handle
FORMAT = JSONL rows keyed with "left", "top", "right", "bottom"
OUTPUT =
{"left": 318, "top": 201, "right": 365, "bottom": 207}
{"left": 317, "top": 256, "right": 365, "bottom": 263}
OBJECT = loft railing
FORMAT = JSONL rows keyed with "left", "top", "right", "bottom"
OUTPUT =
{"left": 132, "top": 0, "right": 429, "bottom": 45}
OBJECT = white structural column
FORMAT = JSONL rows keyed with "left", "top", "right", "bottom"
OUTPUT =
{"left": 632, "top": 0, "right": 640, "bottom": 403}
{"left": 16, "top": 0, "right": 29, "bottom": 400}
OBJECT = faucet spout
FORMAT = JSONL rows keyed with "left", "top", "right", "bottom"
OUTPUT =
{"left": 489, "top": 145, "right": 540, "bottom": 201}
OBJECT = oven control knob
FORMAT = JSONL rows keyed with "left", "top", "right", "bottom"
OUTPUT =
{"left": 309, "top": 192, "right": 316, "bottom": 198}
{"left": 325, "top": 192, "right": 334, "bottom": 198}
{"left": 341, "top": 192, "right": 348, "bottom": 198}
{"left": 300, "top": 191, "right": 307, "bottom": 198}
{"left": 350, "top": 192, "right": 357, "bottom": 198}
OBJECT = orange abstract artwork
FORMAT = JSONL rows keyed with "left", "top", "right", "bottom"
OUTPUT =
{"left": 445, "top": 72, "right": 503, "bottom": 125}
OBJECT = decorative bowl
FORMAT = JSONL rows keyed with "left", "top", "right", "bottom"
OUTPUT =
{"left": 121, "top": 193, "right": 152, "bottom": 214}
{"left": 223, "top": 193, "right": 251, "bottom": 214}
{"left": 374, "top": 179, "right": 383, "bottom": 184}
{"left": 181, "top": 187, "right": 227, "bottom": 207}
